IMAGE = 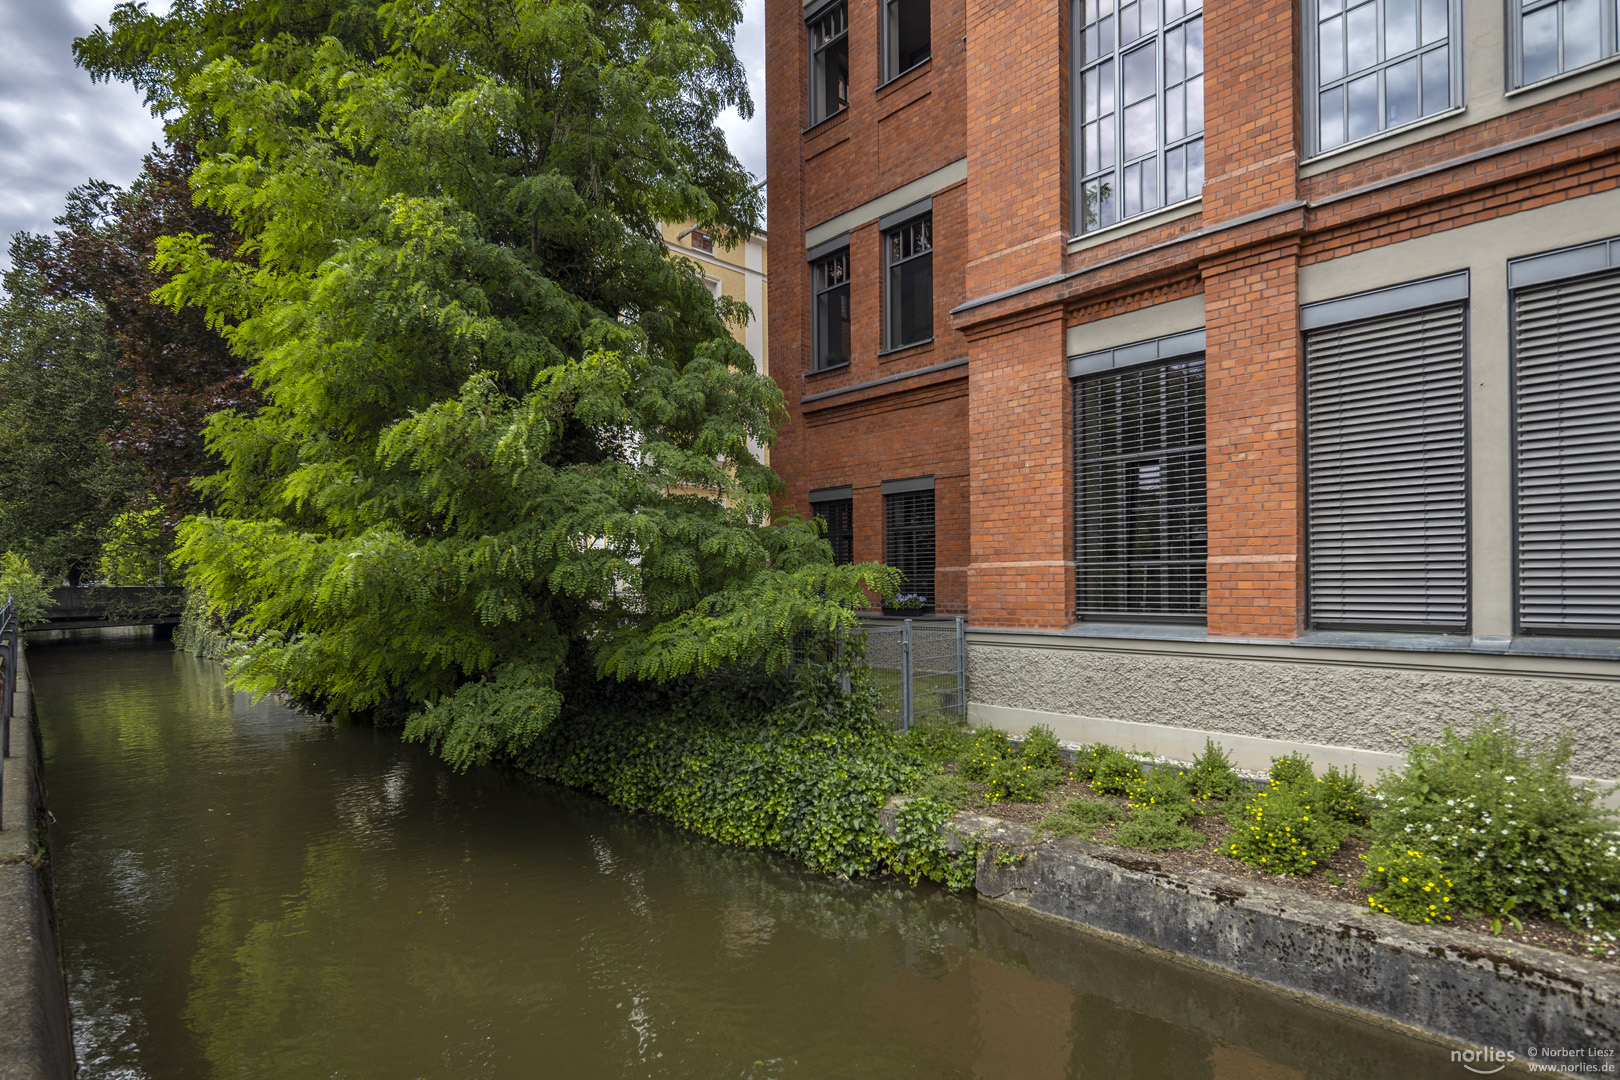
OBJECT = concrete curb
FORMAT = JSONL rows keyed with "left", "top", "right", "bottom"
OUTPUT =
{"left": 0, "top": 649, "right": 75, "bottom": 1079}
{"left": 882, "top": 800, "right": 1620, "bottom": 1075}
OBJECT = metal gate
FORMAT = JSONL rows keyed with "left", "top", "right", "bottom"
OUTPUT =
{"left": 857, "top": 617, "right": 965, "bottom": 731}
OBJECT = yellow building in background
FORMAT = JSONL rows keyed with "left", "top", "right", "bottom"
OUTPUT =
{"left": 660, "top": 222, "right": 769, "bottom": 463}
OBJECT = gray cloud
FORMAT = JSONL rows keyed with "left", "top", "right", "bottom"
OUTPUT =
{"left": 0, "top": 0, "right": 167, "bottom": 276}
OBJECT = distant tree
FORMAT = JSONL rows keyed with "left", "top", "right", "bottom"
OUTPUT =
{"left": 0, "top": 236, "right": 142, "bottom": 584}
{"left": 37, "top": 144, "right": 254, "bottom": 522}
{"left": 82, "top": 0, "right": 896, "bottom": 769}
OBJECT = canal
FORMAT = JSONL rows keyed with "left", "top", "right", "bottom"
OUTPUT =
{"left": 30, "top": 636, "right": 1466, "bottom": 1078}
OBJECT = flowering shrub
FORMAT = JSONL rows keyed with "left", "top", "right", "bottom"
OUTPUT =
{"left": 888, "top": 593, "right": 927, "bottom": 611}
{"left": 1187, "top": 738, "right": 1247, "bottom": 801}
{"left": 985, "top": 758, "right": 1061, "bottom": 802}
{"left": 1226, "top": 780, "right": 1350, "bottom": 876}
{"left": 1367, "top": 718, "right": 1620, "bottom": 930}
{"left": 1269, "top": 752, "right": 1316, "bottom": 789}
{"left": 1361, "top": 845, "right": 1457, "bottom": 924}
{"left": 1318, "top": 764, "right": 1371, "bottom": 825}
{"left": 1127, "top": 768, "right": 1196, "bottom": 822}
{"left": 1019, "top": 724, "right": 1067, "bottom": 771}
{"left": 1085, "top": 747, "right": 1145, "bottom": 796}
{"left": 958, "top": 727, "right": 1012, "bottom": 781}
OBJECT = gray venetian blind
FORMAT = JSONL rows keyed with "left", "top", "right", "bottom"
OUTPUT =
{"left": 1512, "top": 267, "right": 1620, "bottom": 633}
{"left": 1305, "top": 304, "right": 1468, "bottom": 630}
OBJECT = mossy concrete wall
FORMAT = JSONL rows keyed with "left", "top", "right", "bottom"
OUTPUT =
{"left": 905, "top": 806, "right": 1619, "bottom": 1076}
{"left": 0, "top": 649, "right": 75, "bottom": 1079}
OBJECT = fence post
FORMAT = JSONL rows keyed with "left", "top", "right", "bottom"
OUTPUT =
{"left": 955, "top": 616, "right": 966, "bottom": 721}
{"left": 900, "top": 618, "right": 914, "bottom": 732}
{"left": 837, "top": 632, "right": 851, "bottom": 695}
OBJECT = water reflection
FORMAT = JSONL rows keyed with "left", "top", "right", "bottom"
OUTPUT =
{"left": 32, "top": 637, "right": 1479, "bottom": 1078}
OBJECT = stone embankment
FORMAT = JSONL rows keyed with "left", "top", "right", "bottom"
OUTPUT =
{"left": 0, "top": 648, "right": 75, "bottom": 1079}
{"left": 883, "top": 800, "right": 1620, "bottom": 1077}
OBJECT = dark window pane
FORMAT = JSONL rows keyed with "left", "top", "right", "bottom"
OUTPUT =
{"left": 894, "top": 0, "right": 931, "bottom": 73}
{"left": 891, "top": 254, "right": 933, "bottom": 347}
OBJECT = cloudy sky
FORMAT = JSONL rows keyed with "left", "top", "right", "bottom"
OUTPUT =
{"left": 0, "top": 0, "right": 767, "bottom": 277}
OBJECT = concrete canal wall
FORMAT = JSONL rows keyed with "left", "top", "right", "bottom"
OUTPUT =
{"left": 0, "top": 648, "right": 75, "bottom": 1079}
{"left": 885, "top": 802, "right": 1620, "bottom": 1077}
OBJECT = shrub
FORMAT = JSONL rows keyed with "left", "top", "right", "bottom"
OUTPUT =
{"left": 1035, "top": 796, "right": 1120, "bottom": 840}
{"left": 1368, "top": 718, "right": 1620, "bottom": 930}
{"left": 1114, "top": 805, "right": 1205, "bottom": 851}
{"left": 901, "top": 719, "right": 972, "bottom": 771}
{"left": 1019, "top": 724, "right": 1067, "bottom": 771}
{"left": 1361, "top": 844, "right": 1458, "bottom": 924}
{"left": 889, "top": 796, "right": 979, "bottom": 889}
{"left": 1226, "top": 780, "right": 1350, "bottom": 876}
{"left": 958, "top": 727, "right": 1013, "bottom": 782}
{"left": 912, "top": 771, "right": 971, "bottom": 809}
{"left": 1089, "top": 747, "right": 1145, "bottom": 796}
{"left": 0, "top": 552, "right": 53, "bottom": 627}
{"left": 1127, "top": 768, "right": 1196, "bottom": 822}
{"left": 1187, "top": 738, "right": 1246, "bottom": 801}
{"left": 1269, "top": 752, "right": 1316, "bottom": 789}
{"left": 985, "top": 758, "right": 1061, "bottom": 802}
{"left": 1318, "top": 764, "right": 1371, "bottom": 825}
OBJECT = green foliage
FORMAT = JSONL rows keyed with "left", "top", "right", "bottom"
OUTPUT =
{"left": 98, "top": 499, "right": 172, "bottom": 585}
{"left": 889, "top": 797, "right": 980, "bottom": 890}
{"left": 1269, "top": 752, "right": 1317, "bottom": 789}
{"left": 900, "top": 719, "right": 973, "bottom": 771}
{"left": 0, "top": 235, "right": 143, "bottom": 583}
{"left": 1019, "top": 724, "right": 1066, "bottom": 771}
{"left": 1036, "top": 798, "right": 1122, "bottom": 839}
{"left": 958, "top": 728, "right": 1013, "bottom": 782}
{"left": 985, "top": 760, "right": 1061, "bottom": 803}
{"left": 1226, "top": 780, "right": 1351, "bottom": 876}
{"left": 1367, "top": 718, "right": 1620, "bottom": 930}
{"left": 91, "top": 0, "right": 900, "bottom": 768}
{"left": 911, "top": 772, "right": 971, "bottom": 809}
{"left": 1187, "top": 738, "right": 1247, "bottom": 801}
{"left": 173, "top": 589, "right": 235, "bottom": 661}
{"left": 1088, "top": 747, "right": 1145, "bottom": 797}
{"left": 1361, "top": 844, "right": 1458, "bottom": 925}
{"left": 1114, "top": 806, "right": 1206, "bottom": 851}
{"left": 0, "top": 552, "right": 53, "bottom": 627}
{"left": 1318, "top": 764, "right": 1371, "bottom": 825}
{"left": 1126, "top": 768, "right": 1196, "bottom": 822}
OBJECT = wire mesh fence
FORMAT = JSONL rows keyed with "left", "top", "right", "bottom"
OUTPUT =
{"left": 856, "top": 617, "right": 965, "bottom": 731}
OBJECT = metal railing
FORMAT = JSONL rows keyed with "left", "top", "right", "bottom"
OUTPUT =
{"left": 857, "top": 616, "right": 966, "bottom": 731}
{"left": 0, "top": 595, "right": 16, "bottom": 830}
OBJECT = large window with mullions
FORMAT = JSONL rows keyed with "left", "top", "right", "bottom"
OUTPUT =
{"left": 1305, "top": 0, "right": 1461, "bottom": 156}
{"left": 1072, "top": 0, "right": 1204, "bottom": 234}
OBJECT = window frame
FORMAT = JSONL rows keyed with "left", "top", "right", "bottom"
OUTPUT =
{"left": 1508, "top": 0, "right": 1620, "bottom": 89}
{"left": 810, "top": 244, "right": 852, "bottom": 372}
{"left": 1301, "top": 0, "right": 1465, "bottom": 159}
{"left": 808, "top": 1, "right": 850, "bottom": 127}
{"left": 1070, "top": 334, "right": 1208, "bottom": 623}
{"left": 883, "top": 211, "right": 934, "bottom": 352}
{"left": 1071, "top": 0, "right": 1207, "bottom": 236}
{"left": 882, "top": 0, "right": 932, "bottom": 83}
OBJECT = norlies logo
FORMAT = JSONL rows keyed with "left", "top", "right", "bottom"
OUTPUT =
{"left": 1453, "top": 1046, "right": 1516, "bottom": 1075}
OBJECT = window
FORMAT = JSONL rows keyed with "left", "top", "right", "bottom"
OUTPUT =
{"left": 1512, "top": 0, "right": 1619, "bottom": 87}
{"left": 884, "top": 483, "right": 935, "bottom": 610}
{"left": 885, "top": 214, "right": 933, "bottom": 350}
{"left": 691, "top": 230, "right": 713, "bottom": 253}
{"left": 1305, "top": 0, "right": 1460, "bottom": 156}
{"left": 811, "top": 491, "right": 855, "bottom": 565}
{"left": 1073, "top": 0, "right": 1204, "bottom": 233}
{"left": 809, "top": 3, "right": 849, "bottom": 126}
{"left": 884, "top": 0, "right": 931, "bottom": 81}
{"left": 1302, "top": 276, "right": 1470, "bottom": 631}
{"left": 1072, "top": 349, "right": 1206, "bottom": 619}
{"left": 1509, "top": 239, "right": 1620, "bottom": 634}
{"left": 812, "top": 247, "right": 851, "bottom": 370}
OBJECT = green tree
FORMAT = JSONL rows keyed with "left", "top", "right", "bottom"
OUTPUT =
{"left": 0, "top": 235, "right": 143, "bottom": 583}
{"left": 0, "top": 552, "right": 55, "bottom": 627}
{"left": 85, "top": 1, "right": 895, "bottom": 769}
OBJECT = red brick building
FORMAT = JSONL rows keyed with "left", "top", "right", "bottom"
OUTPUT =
{"left": 767, "top": 0, "right": 1620, "bottom": 779}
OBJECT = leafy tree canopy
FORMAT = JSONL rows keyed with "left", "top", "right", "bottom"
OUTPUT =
{"left": 0, "top": 236, "right": 144, "bottom": 583}
{"left": 83, "top": 0, "right": 896, "bottom": 769}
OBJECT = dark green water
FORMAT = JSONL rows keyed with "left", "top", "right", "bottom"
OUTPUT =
{"left": 31, "top": 636, "right": 1468, "bottom": 1079}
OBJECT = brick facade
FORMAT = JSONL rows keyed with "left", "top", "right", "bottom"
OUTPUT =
{"left": 767, "top": 0, "right": 1620, "bottom": 636}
